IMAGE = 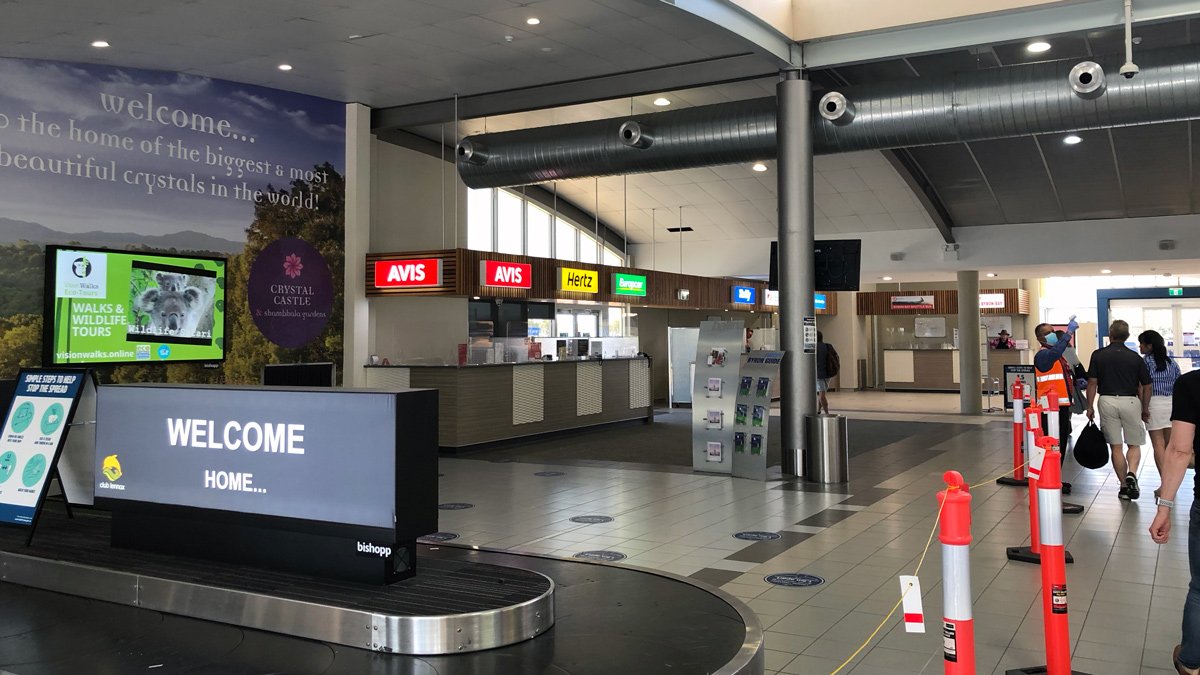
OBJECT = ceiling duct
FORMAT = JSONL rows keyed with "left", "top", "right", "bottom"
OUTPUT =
{"left": 457, "top": 45, "right": 1200, "bottom": 189}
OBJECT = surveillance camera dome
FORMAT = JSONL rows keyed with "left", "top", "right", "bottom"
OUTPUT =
{"left": 1119, "top": 62, "right": 1139, "bottom": 78}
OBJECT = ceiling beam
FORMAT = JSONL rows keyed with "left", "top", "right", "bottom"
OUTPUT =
{"left": 372, "top": 53, "right": 774, "bottom": 131}
{"left": 801, "top": 0, "right": 1200, "bottom": 68}
{"left": 884, "top": 149, "right": 957, "bottom": 244}
{"left": 649, "top": 0, "right": 800, "bottom": 67}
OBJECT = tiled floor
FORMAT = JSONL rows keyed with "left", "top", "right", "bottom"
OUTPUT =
{"left": 435, "top": 410, "right": 1195, "bottom": 674}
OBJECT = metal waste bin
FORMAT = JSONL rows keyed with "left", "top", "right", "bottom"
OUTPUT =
{"left": 804, "top": 414, "right": 849, "bottom": 483}
{"left": 782, "top": 445, "right": 803, "bottom": 478}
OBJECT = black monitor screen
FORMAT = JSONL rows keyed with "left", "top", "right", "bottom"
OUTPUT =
{"left": 262, "top": 363, "right": 336, "bottom": 387}
{"left": 768, "top": 239, "right": 862, "bottom": 292}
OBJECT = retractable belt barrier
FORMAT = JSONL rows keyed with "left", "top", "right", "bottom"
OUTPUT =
{"left": 1006, "top": 439, "right": 1092, "bottom": 675}
{"left": 998, "top": 380, "right": 1027, "bottom": 487}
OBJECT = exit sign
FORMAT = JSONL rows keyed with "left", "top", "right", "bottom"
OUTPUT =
{"left": 1169, "top": 287, "right": 1184, "bottom": 296}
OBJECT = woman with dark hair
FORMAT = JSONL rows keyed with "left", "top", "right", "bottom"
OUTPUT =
{"left": 1140, "top": 329, "right": 1182, "bottom": 493}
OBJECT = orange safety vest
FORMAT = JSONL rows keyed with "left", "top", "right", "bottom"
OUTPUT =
{"left": 1035, "top": 351, "right": 1070, "bottom": 407}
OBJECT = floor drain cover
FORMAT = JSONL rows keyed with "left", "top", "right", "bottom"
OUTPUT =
{"left": 570, "top": 515, "right": 613, "bottom": 524}
{"left": 734, "top": 531, "right": 781, "bottom": 541}
{"left": 438, "top": 503, "right": 474, "bottom": 510}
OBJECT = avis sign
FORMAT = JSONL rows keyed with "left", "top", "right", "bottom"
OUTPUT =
{"left": 481, "top": 260, "right": 532, "bottom": 289}
{"left": 374, "top": 258, "right": 443, "bottom": 288}
{"left": 559, "top": 267, "right": 598, "bottom": 293}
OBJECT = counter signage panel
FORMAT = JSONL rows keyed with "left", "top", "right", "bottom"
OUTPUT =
{"left": 480, "top": 260, "right": 532, "bottom": 289}
{"left": 980, "top": 293, "right": 1005, "bottom": 309}
{"left": 559, "top": 267, "right": 598, "bottom": 293}
{"left": 732, "top": 286, "right": 757, "bottom": 304}
{"left": 891, "top": 294, "right": 935, "bottom": 310}
{"left": 814, "top": 293, "right": 827, "bottom": 310}
{"left": 95, "top": 386, "right": 398, "bottom": 529}
{"left": 763, "top": 291, "right": 825, "bottom": 309}
{"left": 612, "top": 273, "right": 647, "bottom": 297}
{"left": 374, "top": 258, "right": 443, "bottom": 288}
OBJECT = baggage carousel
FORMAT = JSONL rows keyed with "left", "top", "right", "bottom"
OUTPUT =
{"left": 0, "top": 508, "right": 763, "bottom": 674}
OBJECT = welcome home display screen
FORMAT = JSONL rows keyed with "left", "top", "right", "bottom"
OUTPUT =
{"left": 45, "top": 246, "right": 226, "bottom": 365}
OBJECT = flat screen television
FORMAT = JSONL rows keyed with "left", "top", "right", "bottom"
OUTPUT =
{"left": 769, "top": 239, "right": 862, "bottom": 292}
{"left": 42, "top": 245, "right": 227, "bottom": 365}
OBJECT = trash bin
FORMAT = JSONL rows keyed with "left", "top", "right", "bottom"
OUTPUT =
{"left": 804, "top": 414, "right": 849, "bottom": 483}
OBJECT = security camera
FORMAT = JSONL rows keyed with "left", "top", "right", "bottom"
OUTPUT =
{"left": 1119, "top": 62, "right": 1139, "bottom": 79}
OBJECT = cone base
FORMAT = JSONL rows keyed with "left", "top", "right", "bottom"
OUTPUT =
{"left": 1008, "top": 662, "right": 1094, "bottom": 667}
{"left": 1006, "top": 546, "right": 1075, "bottom": 564}
{"left": 1063, "top": 502, "right": 1085, "bottom": 515}
{"left": 997, "top": 476, "right": 1026, "bottom": 487}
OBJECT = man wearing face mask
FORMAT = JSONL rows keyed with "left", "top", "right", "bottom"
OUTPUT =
{"left": 1034, "top": 320, "right": 1086, "bottom": 489}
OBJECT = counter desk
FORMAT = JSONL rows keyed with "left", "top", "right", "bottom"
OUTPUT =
{"left": 366, "top": 357, "right": 653, "bottom": 448}
{"left": 883, "top": 348, "right": 1030, "bottom": 392}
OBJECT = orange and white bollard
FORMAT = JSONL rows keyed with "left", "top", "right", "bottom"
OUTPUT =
{"left": 1008, "top": 404, "right": 1044, "bottom": 564}
{"left": 1006, "top": 439, "right": 1091, "bottom": 675}
{"left": 998, "top": 380, "right": 1027, "bottom": 487}
{"left": 1044, "top": 391, "right": 1084, "bottom": 515}
{"left": 939, "top": 471, "right": 975, "bottom": 674}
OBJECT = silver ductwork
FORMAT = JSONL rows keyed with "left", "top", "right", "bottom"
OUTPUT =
{"left": 457, "top": 45, "right": 1200, "bottom": 189}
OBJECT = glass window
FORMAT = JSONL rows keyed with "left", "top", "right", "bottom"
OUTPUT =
{"left": 579, "top": 233, "right": 598, "bottom": 263}
{"left": 606, "top": 306, "right": 624, "bottom": 336}
{"left": 555, "top": 218, "right": 577, "bottom": 262}
{"left": 602, "top": 247, "right": 623, "bottom": 267}
{"left": 467, "top": 188, "right": 493, "bottom": 252}
{"left": 496, "top": 190, "right": 524, "bottom": 254}
{"left": 555, "top": 312, "right": 575, "bottom": 337}
{"left": 526, "top": 203, "right": 552, "bottom": 258}
{"left": 576, "top": 311, "right": 599, "bottom": 338}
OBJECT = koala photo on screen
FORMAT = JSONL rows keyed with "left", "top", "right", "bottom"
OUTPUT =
{"left": 133, "top": 272, "right": 215, "bottom": 339}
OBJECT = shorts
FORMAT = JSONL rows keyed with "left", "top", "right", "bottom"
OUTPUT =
{"left": 1097, "top": 395, "right": 1147, "bottom": 446}
{"left": 816, "top": 378, "right": 829, "bottom": 393}
{"left": 1147, "top": 395, "right": 1173, "bottom": 431}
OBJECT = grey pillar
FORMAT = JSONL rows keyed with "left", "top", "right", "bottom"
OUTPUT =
{"left": 958, "top": 270, "right": 983, "bottom": 415}
{"left": 777, "top": 72, "right": 816, "bottom": 474}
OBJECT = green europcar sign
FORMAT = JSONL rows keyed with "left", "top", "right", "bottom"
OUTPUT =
{"left": 612, "top": 273, "right": 648, "bottom": 297}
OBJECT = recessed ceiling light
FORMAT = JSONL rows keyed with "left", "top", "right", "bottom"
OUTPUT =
{"left": 526, "top": 17, "right": 540, "bottom": 25}
{"left": 540, "top": 47, "right": 553, "bottom": 52}
{"left": 986, "top": 272, "right": 997, "bottom": 278}
{"left": 1026, "top": 41, "right": 1051, "bottom": 53}
{"left": 277, "top": 63, "right": 293, "bottom": 71}
{"left": 1101, "top": 269, "right": 1112, "bottom": 274}
{"left": 653, "top": 97, "right": 671, "bottom": 107}
{"left": 473, "top": 296, "right": 481, "bottom": 300}
{"left": 752, "top": 163, "right": 768, "bottom": 172}
{"left": 1063, "top": 134, "right": 1082, "bottom": 145}
{"left": 91, "top": 40, "right": 110, "bottom": 48}
{"left": 882, "top": 276, "right": 893, "bottom": 281}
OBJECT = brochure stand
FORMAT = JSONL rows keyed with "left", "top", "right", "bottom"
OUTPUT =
{"left": 731, "top": 351, "right": 783, "bottom": 481}
{"left": 691, "top": 320, "right": 745, "bottom": 474}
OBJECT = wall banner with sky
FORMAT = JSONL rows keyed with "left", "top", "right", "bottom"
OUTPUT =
{"left": 0, "top": 57, "right": 346, "bottom": 383}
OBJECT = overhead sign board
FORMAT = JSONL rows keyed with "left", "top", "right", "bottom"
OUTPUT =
{"left": 891, "top": 294, "right": 935, "bottom": 310}
{"left": 373, "top": 258, "right": 443, "bottom": 288}
{"left": 814, "top": 293, "right": 827, "bottom": 310}
{"left": 763, "top": 291, "right": 827, "bottom": 310}
{"left": 980, "top": 293, "right": 1006, "bottom": 309}
{"left": 0, "top": 369, "right": 86, "bottom": 526}
{"left": 559, "top": 267, "right": 599, "bottom": 293}
{"left": 480, "top": 260, "right": 532, "bottom": 289}
{"left": 732, "top": 285, "right": 757, "bottom": 304}
{"left": 612, "top": 273, "right": 648, "bottom": 297}
{"left": 1169, "top": 287, "right": 1184, "bottom": 297}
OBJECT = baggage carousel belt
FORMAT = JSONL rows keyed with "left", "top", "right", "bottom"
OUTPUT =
{"left": 0, "top": 507, "right": 762, "bottom": 674}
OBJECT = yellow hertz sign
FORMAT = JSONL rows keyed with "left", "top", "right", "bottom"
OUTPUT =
{"left": 559, "top": 267, "right": 599, "bottom": 293}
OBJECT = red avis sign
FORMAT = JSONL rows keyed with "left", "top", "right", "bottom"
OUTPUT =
{"left": 480, "top": 260, "right": 532, "bottom": 289}
{"left": 374, "top": 259, "right": 443, "bottom": 288}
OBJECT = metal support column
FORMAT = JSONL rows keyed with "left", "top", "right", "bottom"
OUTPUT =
{"left": 958, "top": 270, "right": 983, "bottom": 415}
{"left": 777, "top": 71, "right": 816, "bottom": 475}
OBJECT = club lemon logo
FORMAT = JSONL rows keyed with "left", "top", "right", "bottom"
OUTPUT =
{"left": 102, "top": 454, "right": 123, "bottom": 482}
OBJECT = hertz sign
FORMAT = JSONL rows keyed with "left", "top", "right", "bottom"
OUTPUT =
{"left": 559, "top": 267, "right": 598, "bottom": 293}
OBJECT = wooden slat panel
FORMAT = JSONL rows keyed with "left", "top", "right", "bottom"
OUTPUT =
{"left": 857, "top": 288, "right": 1028, "bottom": 315}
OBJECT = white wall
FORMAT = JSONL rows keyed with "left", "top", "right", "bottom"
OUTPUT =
{"left": 343, "top": 104, "right": 372, "bottom": 384}
{"left": 371, "top": 140, "right": 467, "bottom": 252}
{"left": 816, "top": 291, "right": 861, "bottom": 389}
{"left": 370, "top": 296, "right": 468, "bottom": 365}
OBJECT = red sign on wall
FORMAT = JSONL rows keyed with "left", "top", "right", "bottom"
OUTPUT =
{"left": 374, "top": 259, "right": 443, "bottom": 288}
{"left": 480, "top": 260, "right": 532, "bottom": 289}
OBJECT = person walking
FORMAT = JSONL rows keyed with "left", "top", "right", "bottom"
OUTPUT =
{"left": 1139, "top": 329, "right": 1182, "bottom": 497}
{"left": 816, "top": 331, "right": 838, "bottom": 415}
{"left": 1147, "top": 367, "right": 1200, "bottom": 674}
{"left": 1087, "top": 320, "right": 1153, "bottom": 499}
{"left": 1034, "top": 319, "right": 1083, "bottom": 448}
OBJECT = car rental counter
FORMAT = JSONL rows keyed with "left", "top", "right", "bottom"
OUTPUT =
{"left": 365, "top": 357, "right": 653, "bottom": 448}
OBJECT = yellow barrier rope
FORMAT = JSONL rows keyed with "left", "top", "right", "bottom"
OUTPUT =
{"left": 969, "top": 460, "right": 1030, "bottom": 490}
{"left": 828, "top": 493, "right": 948, "bottom": 675}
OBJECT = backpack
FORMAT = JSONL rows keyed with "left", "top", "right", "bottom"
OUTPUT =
{"left": 825, "top": 344, "right": 840, "bottom": 378}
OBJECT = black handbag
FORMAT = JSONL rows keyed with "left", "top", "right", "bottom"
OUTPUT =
{"left": 1074, "top": 421, "right": 1109, "bottom": 470}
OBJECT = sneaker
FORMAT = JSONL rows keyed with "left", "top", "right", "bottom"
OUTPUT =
{"left": 1127, "top": 473, "right": 1141, "bottom": 500}
{"left": 1119, "top": 484, "right": 1132, "bottom": 500}
{"left": 1062, "top": 481, "right": 1072, "bottom": 495}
